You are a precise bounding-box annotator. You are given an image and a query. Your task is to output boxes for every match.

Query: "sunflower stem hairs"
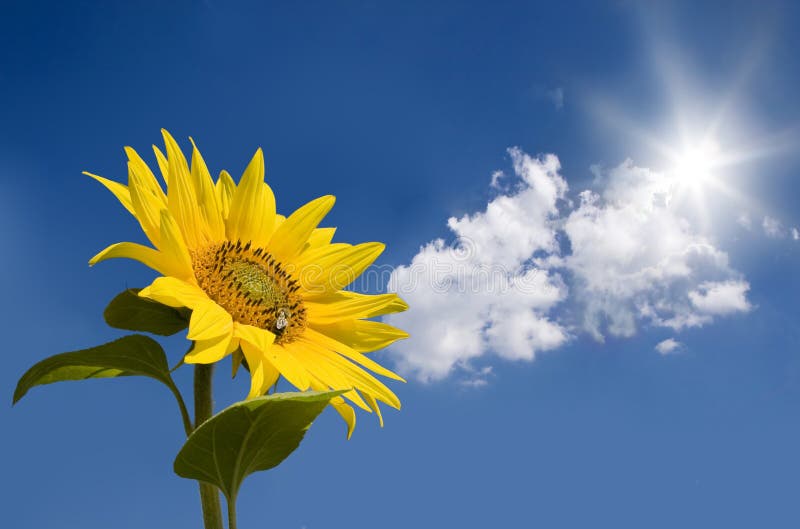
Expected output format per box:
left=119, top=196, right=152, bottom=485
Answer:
left=13, top=130, right=409, bottom=529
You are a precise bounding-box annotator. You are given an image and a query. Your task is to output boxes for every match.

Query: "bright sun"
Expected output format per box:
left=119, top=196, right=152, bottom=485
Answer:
left=671, top=140, right=721, bottom=190
left=583, top=19, right=793, bottom=232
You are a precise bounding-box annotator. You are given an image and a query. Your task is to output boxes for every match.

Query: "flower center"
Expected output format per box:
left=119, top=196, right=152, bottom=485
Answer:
left=191, top=240, right=306, bottom=344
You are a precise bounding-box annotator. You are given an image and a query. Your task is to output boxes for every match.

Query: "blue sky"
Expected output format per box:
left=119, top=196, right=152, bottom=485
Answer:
left=3, top=1, right=800, bottom=527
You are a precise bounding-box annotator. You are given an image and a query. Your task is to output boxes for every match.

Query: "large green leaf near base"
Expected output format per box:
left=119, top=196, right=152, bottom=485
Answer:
left=174, top=390, right=343, bottom=501
left=13, top=334, right=177, bottom=404
left=104, top=288, right=189, bottom=336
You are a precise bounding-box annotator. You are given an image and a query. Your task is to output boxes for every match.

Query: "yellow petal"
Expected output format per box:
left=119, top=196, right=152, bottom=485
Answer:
left=330, top=396, right=356, bottom=439
left=305, top=292, right=408, bottom=324
left=156, top=209, right=195, bottom=281
left=296, top=335, right=400, bottom=409
left=306, top=373, right=359, bottom=437
left=264, top=344, right=312, bottom=391
left=162, top=129, right=203, bottom=249
left=367, top=295, right=409, bottom=317
left=187, top=299, right=233, bottom=341
left=310, top=319, right=409, bottom=352
left=309, top=291, right=409, bottom=318
left=231, top=348, right=243, bottom=377
left=215, top=170, right=236, bottom=220
left=284, top=342, right=371, bottom=411
left=226, top=338, right=241, bottom=355
left=127, top=161, right=164, bottom=247
left=89, top=242, right=172, bottom=276
left=289, top=242, right=349, bottom=292
left=306, top=227, right=336, bottom=249
left=302, top=327, right=405, bottom=382
left=186, top=334, right=234, bottom=364
left=234, top=324, right=284, bottom=398
left=362, top=391, right=384, bottom=428
left=296, top=242, right=385, bottom=293
left=260, top=361, right=281, bottom=395
left=226, top=149, right=276, bottom=248
left=189, top=138, right=225, bottom=242
left=84, top=172, right=135, bottom=216
left=240, top=342, right=266, bottom=399
left=139, top=276, right=208, bottom=309
left=152, top=145, right=169, bottom=186
left=233, top=322, right=275, bottom=351
left=268, top=195, right=335, bottom=262
left=124, top=146, right=166, bottom=203
left=235, top=324, right=310, bottom=390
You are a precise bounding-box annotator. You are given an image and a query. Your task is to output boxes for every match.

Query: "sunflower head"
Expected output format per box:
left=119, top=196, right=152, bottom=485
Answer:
left=191, top=240, right=307, bottom=342
left=86, top=130, right=409, bottom=437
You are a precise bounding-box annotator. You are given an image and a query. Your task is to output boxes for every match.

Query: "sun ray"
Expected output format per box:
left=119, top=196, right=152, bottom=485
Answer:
left=583, top=17, right=800, bottom=236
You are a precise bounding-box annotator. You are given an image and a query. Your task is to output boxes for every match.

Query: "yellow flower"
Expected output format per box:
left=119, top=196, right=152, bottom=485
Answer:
left=85, top=130, right=408, bottom=437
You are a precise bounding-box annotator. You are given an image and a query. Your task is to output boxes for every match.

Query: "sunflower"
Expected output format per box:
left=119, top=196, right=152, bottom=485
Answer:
left=85, top=130, right=408, bottom=437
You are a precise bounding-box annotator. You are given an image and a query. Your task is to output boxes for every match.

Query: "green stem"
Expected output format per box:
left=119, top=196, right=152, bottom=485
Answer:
left=227, top=495, right=238, bottom=529
left=168, top=382, right=193, bottom=437
left=195, top=364, right=224, bottom=529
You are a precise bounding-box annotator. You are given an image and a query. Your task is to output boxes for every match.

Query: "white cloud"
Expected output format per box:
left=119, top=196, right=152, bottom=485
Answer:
left=562, top=160, right=746, bottom=339
left=655, top=338, right=682, bottom=355
left=446, top=149, right=567, bottom=269
left=489, top=170, right=504, bottom=188
left=762, top=216, right=784, bottom=238
left=459, top=366, right=494, bottom=388
left=385, top=149, right=569, bottom=381
left=386, top=149, right=752, bottom=382
left=743, top=213, right=796, bottom=240
left=688, top=280, right=751, bottom=315
left=737, top=212, right=752, bottom=230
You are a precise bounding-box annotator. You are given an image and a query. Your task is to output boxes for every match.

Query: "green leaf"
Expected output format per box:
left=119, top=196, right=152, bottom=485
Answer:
left=13, top=334, right=176, bottom=404
left=104, top=288, right=189, bottom=336
left=174, top=390, right=343, bottom=501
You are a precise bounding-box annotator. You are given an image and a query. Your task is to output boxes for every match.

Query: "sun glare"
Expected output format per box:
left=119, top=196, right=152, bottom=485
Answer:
left=582, top=19, right=794, bottom=232
left=662, top=136, right=735, bottom=227
left=671, top=140, right=720, bottom=190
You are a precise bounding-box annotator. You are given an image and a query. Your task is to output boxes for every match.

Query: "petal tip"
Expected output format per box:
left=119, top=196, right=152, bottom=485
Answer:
left=87, top=250, right=103, bottom=266
left=160, top=129, right=180, bottom=148
left=392, top=296, right=410, bottom=313
left=368, top=241, right=386, bottom=255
